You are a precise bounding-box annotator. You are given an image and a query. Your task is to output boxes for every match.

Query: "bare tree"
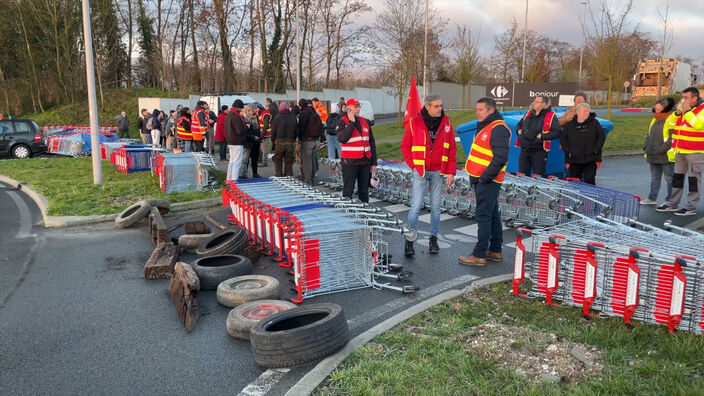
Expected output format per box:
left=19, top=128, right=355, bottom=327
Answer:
left=451, top=24, right=483, bottom=110
left=115, top=0, right=134, bottom=88
left=655, top=0, right=675, bottom=100
left=491, top=19, right=521, bottom=82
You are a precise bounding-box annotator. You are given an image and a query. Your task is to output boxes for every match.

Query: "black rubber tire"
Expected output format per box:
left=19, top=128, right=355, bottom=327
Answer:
left=216, top=275, right=280, bottom=307
left=226, top=300, right=297, bottom=340
left=191, top=255, right=253, bottom=290
left=11, top=144, right=31, bottom=159
left=196, top=227, right=248, bottom=257
left=250, top=303, right=349, bottom=368
left=144, top=199, right=171, bottom=214
left=115, top=201, right=152, bottom=228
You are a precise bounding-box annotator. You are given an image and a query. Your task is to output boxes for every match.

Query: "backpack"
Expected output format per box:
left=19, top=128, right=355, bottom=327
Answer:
left=146, top=117, right=154, bottom=130
left=306, top=112, right=323, bottom=138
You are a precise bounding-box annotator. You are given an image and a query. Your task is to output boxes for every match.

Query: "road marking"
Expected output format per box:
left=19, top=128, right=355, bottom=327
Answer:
left=505, top=237, right=532, bottom=249
left=384, top=204, right=409, bottom=213
left=7, top=190, right=33, bottom=239
left=368, top=197, right=381, bottom=203
left=454, top=223, right=509, bottom=236
left=417, top=213, right=454, bottom=223
left=347, top=274, right=479, bottom=330
left=237, top=368, right=290, bottom=396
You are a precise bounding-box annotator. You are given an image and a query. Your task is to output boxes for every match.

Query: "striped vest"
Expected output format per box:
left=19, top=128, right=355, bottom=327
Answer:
left=191, top=108, right=208, bottom=141
left=176, top=116, right=191, bottom=140
left=515, top=110, right=555, bottom=151
left=340, top=116, right=371, bottom=159
left=672, top=103, right=704, bottom=154
left=466, top=120, right=511, bottom=183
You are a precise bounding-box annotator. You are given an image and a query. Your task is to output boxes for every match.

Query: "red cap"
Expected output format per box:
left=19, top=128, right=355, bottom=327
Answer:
left=345, top=98, right=360, bottom=106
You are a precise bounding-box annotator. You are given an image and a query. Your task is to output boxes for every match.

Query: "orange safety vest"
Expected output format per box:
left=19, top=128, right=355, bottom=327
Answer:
left=259, top=109, right=272, bottom=137
left=191, top=108, right=208, bottom=141
left=314, top=103, right=329, bottom=124
left=339, top=116, right=372, bottom=159
left=176, top=116, right=192, bottom=140
left=672, top=103, right=704, bottom=154
left=465, top=120, right=511, bottom=183
left=407, top=115, right=454, bottom=177
left=515, top=110, right=555, bottom=151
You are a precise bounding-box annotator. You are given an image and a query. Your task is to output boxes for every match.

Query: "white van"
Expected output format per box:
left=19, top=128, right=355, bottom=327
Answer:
left=358, top=100, right=375, bottom=124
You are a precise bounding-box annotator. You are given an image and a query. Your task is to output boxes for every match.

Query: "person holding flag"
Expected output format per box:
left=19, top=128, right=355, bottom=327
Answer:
left=401, top=87, right=457, bottom=257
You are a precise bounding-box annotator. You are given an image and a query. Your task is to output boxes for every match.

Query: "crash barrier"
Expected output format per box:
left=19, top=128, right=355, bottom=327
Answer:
left=153, top=152, right=217, bottom=193
left=512, top=212, right=704, bottom=334
left=223, top=177, right=419, bottom=303
left=320, top=158, right=639, bottom=228
left=45, top=126, right=119, bottom=156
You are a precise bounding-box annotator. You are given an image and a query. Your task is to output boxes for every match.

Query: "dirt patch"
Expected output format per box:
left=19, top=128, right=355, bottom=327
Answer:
left=461, top=320, right=603, bottom=384
left=104, top=257, right=127, bottom=271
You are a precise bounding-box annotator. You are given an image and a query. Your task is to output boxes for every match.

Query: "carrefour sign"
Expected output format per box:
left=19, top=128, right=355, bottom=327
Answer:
left=486, top=83, right=577, bottom=107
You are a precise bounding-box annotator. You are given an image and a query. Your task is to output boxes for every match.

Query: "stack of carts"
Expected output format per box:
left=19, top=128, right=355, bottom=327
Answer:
left=512, top=212, right=704, bottom=334
left=45, top=126, right=119, bottom=156
left=320, top=158, right=640, bottom=228
left=153, top=152, right=216, bottom=193
left=223, top=177, right=418, bottom=303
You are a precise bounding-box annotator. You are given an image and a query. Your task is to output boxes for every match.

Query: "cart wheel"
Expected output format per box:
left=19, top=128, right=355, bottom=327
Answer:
left=388, top=262, right=403, bottom=272
left=398, top=270, right=413, bottom=281
left=402, top=286, right=420, bottom=294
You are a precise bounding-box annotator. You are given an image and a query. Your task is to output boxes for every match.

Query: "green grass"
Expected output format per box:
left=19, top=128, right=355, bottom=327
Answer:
left=603, top=114, right=651, bottom=152
left=318, top=282, right=704, bottom=395
left=21, top=87, right=187, bottom=139
left=0, top=156, right=224, bottom=216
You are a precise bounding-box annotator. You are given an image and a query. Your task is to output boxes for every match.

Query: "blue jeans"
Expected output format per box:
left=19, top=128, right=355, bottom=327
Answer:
left=327, top=134, right=342, bottom=159
left=408, top=170, right=445, bottom=237
left=472, top=181, right=503, bottom=258
left=649, top=163, right=674, bottom=202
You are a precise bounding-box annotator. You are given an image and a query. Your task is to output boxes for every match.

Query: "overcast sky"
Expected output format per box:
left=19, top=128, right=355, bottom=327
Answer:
left=365, top=0, right=704, bottom=62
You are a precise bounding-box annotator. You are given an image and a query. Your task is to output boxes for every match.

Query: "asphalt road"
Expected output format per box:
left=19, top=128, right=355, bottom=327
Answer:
left=0, top=154, right=701, bottom=395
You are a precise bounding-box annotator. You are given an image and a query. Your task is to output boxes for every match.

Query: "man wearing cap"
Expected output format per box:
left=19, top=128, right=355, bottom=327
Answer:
left=271, top=101, right=298, bottom=177
left=336, top=98, right=378, bottom=203
left=225, top=99, right=247, bottom=181
left=401, top=93, right=457, bottom=256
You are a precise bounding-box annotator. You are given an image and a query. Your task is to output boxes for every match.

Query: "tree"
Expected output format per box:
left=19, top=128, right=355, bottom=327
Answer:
left=490, top=19, right=521, bottom=83
left=655, top=0, right=675, bottom=100
left=451, top=24, right=483, bottom=110
left=136, top=0, right=157, bottom=86
left=115, top=0, right=134, bottom=88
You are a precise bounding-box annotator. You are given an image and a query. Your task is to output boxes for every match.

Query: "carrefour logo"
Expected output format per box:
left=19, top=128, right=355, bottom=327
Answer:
left=491, top=86, right=509, bottom=98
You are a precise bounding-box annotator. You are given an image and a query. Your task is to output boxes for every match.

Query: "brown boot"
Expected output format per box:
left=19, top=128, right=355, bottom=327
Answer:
left=486, top=251, right=503, bottom=262
left=458, top=254, right=487, bottom=267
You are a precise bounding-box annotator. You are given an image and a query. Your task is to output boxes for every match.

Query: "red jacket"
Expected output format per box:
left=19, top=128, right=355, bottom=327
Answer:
left=401, top=113, right=457, bottom=177
left=215, top=111, right=227, bottom=142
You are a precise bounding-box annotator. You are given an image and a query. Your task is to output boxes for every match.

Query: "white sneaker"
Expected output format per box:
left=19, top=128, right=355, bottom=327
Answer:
left=640, top=199, right=657, bottom=205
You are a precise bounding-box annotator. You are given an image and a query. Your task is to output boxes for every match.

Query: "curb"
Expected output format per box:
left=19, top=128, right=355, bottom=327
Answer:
left=284, top=273, right=513, bottom=396
left=0, top=174, right=222, bottom=228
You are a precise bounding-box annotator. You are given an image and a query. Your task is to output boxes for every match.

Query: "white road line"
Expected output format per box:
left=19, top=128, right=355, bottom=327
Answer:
left=237, top=368, right=290, bottom=396
left=453, top=223, right=509, bottom=237
left=417, top=213, right=454, bottom=223
left=505, top=237, right=532, bottom=249
left=384, top=204, right=409, bottom=213
left=347, top=274, right=479, bottom=330
left=368, top=197, right=381, bottom=203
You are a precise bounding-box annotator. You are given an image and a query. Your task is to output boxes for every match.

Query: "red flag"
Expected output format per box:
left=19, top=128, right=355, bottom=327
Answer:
left=403, top=76, right=422, bottom=129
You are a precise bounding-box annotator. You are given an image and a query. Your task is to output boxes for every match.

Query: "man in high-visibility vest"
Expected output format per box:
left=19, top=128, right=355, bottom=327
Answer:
left=657, top=87, right=704, bottom=216
left=312, top=97, right=329, bottom=124
left=176, top=107, right=193, bottom=152
left=258, top=104, right=272, bottom=166
left=336, top=98, right=377, bottom=203
left=515, top=94, right=561, bottom=177
left=401, top=93, right=457, bottom=256
left=191, top=101, right=210, bottom=152
left=458, top=97, right=511, bottom=267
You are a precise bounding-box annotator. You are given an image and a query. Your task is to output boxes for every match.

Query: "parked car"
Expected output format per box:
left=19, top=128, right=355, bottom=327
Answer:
left=0, top=119, right=47, bottom=159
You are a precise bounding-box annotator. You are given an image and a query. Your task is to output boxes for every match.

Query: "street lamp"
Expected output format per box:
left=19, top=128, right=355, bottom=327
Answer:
left=81, top=0, right=102, bottom=185
left=578, top=1, right=587, bottom=90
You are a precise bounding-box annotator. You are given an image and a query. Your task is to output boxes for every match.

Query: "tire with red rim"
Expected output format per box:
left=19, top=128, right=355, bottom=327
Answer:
left=226, top=300, right=297, bottom=340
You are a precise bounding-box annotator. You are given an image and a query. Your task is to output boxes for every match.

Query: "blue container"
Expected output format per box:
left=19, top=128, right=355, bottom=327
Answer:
left=455, top=108, right=614, bottom=176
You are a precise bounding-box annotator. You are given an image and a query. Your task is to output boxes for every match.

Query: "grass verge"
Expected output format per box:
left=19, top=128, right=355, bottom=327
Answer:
left=318, top=281, right=704, bottom=395
left=0, top=156, right=224, bottom=216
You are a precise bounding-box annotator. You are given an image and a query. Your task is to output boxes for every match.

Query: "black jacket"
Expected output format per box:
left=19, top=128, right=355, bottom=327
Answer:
left=560, top=112, right=606, bottom=164
left=643, top=115, right=674, bottom=164
left=268, top=103, right=279, bottom=118
left=336, top=116, right=377, bottom=167
left=471, top=111, right=511, bottom=184
left=138, top=116, right=149, bottom=134
left=271, top=110, right=298, bottom=142
left=225, top=109, right=246, bottom=145
left=326, top=112, right=339, bottom=135
left=298, top=107, right=324, bottom=141
left=516, top=107, right=562, bottom=152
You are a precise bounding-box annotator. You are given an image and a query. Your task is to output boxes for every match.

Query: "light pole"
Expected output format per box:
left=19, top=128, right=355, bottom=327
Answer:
left=520, top=0, right=528, bottom=83
left=422, top=0, right=429, bottom=99
left=81, top=0, right=102, bottom=185
left=578, top=1, right=587, bottom=90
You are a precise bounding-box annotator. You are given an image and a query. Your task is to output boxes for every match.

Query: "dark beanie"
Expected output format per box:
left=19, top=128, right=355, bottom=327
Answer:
left=299, top=98, right=309, bottom=108
left=232, top=99, right=244, bottom=109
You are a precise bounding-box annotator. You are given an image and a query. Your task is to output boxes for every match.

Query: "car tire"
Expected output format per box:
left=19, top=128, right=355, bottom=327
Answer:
left=115, top=201, right=152, bottom=228
left=226, top=300, right=297, bottom=340
left=216, top=275, right=279, bottom=307
left=250, top=303, right=349, bottom=368
left=191, top=255, right=253, bottom=290
left=12, top=144, right=31, bottom=159
left=196, top=227, right=248, bottom=257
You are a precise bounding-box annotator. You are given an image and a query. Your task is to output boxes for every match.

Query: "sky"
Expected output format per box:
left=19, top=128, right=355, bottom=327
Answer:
left=365, top=0, right=704, bottom=62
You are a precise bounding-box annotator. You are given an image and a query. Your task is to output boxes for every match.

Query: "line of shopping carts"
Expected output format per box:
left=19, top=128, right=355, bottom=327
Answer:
left=512, top=211, right=704, bottom=334
left=45, top=126, right=119, bottom=156
left=152, top=152, right=217, bottom=193
left=319, top=158, right=640, bottom=229
left=223, top=177, right=419, bottom=303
